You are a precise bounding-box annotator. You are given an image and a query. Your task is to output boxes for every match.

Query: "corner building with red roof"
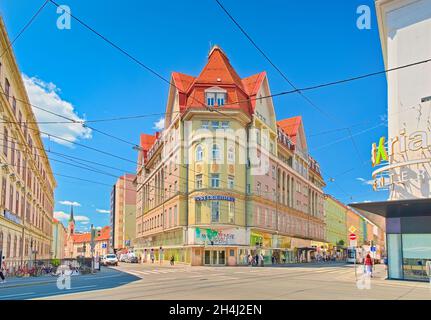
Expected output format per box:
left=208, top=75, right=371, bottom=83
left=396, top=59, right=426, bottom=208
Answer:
left=135, top=46, right=326, bottom=265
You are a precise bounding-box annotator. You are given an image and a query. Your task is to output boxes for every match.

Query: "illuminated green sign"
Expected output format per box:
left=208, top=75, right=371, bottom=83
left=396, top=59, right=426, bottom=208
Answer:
left=371, top=136, right=388, bottom=167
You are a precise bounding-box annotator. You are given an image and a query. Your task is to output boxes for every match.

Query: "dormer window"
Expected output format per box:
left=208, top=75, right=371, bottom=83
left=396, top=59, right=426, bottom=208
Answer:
left=205, top=87, right=227, bottom=107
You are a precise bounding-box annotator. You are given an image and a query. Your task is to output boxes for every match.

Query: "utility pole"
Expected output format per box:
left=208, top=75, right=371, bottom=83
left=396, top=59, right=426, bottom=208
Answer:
left=90, top=224, right=95, bottom=273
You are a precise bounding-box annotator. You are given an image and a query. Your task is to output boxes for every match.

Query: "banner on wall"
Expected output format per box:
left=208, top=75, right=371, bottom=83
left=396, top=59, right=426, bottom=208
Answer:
left=191, top=227, right=245, bottom=245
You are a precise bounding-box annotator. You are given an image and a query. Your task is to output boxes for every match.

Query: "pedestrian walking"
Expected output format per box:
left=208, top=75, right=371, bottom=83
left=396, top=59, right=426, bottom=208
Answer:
left=150, top=249, right=155, bottom=264
left=159, top=247, right=164, bottom=265
left=254, top=254, right=259, bottom=267
left=259, top=253, right=264, bottom=267
left=248, top=254, right=253, bottom=266
left=0, top=257, right=6, bottom=283
left=364, top=253, right=373, bottom=277
left=170, top=255, right=175, bottom=266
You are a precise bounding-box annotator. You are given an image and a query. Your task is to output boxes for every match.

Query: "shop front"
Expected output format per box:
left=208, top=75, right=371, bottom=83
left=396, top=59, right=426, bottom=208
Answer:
left=188, top=227, right=247, bottom=266
left=249, top=231, right=274, bottom=265
left=351, top=199, right=431, bottom=282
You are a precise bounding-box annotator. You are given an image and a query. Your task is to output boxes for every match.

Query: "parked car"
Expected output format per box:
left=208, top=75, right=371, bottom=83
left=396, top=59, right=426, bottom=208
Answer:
left=119, top=254, right=128, bottom=262
left=102, top=254, right=118, bottom=266
left=128, top=256, right=139, bottom=263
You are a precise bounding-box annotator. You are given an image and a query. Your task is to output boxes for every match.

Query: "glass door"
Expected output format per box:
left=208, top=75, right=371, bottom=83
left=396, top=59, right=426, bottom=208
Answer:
left=204, top=250, right=211, bottom=265
left=218, top=250, right=226, bottom=265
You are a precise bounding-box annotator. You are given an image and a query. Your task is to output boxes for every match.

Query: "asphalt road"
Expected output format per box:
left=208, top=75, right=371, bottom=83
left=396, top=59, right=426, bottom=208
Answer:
left=34, top=262, right=431, bottom=300
left=0, top=267, right=139, bottom=300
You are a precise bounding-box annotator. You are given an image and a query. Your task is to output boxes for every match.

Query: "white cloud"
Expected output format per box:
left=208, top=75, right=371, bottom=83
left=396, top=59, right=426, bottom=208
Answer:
left=356, top=177, right=374, bottom=186
left=53, top=211, right=89, bottom=222
left=54, top=211, right=69, bottom=220
left=59, top=200, right=81, bottom=207
left=153, top=117, right=165, bottom=130
left=22, top=74, right=92, bottom=147
left=96, top=209, right=110, bottom=214
left=74, top=215, right=90, bottom=222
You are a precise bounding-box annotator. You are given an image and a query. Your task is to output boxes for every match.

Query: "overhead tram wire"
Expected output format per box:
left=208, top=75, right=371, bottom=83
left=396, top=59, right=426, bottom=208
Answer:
left=0, top=0, right=50, bottom=59
left=214, top=0, right=367, bottom=165
left=1, top=0, right=384, bottom=204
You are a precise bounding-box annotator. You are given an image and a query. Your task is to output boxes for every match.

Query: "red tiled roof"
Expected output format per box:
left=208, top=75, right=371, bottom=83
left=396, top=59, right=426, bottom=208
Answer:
left=242, top=71, right=266, bottom=111
left=72, top=226, right=110, bottom=243
left=53, top=218, right=59, bottom=224
left=172, top=72, right=195, bottom=93
left=277, top=116, right=302, bottom=144
left=170, top=46, right=265, bottom=116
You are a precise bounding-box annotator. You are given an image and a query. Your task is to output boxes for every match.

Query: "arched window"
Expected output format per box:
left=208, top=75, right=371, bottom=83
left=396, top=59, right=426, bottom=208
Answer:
left=211, top=144, right=220, bottom=160
left=6, top=234, right=11, bottom=258
left=228, top=146, right=235, bottom=163
left=13, top=236, right=17, bottom=258
left=195, top=145, right=204, bottom=162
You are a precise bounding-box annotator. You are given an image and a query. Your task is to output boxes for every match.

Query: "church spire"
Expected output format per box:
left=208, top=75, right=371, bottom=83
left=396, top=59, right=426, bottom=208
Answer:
left=69, top=205, right=75, bottom=223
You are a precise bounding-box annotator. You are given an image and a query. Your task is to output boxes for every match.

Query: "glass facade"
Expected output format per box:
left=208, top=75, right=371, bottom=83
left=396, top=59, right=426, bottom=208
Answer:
left=387, top=233, right=431, bottom=281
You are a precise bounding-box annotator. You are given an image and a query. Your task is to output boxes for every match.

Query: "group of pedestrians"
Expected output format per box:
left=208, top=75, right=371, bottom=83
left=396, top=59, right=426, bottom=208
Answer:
left=248, top=253, right=265, bottom=267
left=140, top=248, right=175, bottom=266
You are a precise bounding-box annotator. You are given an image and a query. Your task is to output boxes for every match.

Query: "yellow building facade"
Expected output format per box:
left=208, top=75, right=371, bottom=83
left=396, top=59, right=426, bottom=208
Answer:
left=0, top=18, right=56, bottom=269
left=135, top=46, right=326, bottom=265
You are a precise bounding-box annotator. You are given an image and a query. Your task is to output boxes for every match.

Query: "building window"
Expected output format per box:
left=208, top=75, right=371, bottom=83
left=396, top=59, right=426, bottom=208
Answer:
left=206, top=92, right=215, bottom=106
left=227, top=146, right=235, bottom=163
left=174, top=206, right=178, bottom=226
left=196, top=145, right=203, bottom=162
left=12, top=96, right=16, bottom=114
left=228, top=176, right=234, bottom=189
left=257, top=182, right=261, bottom=195
left=1, top=178, right=6, bottom=207
left=9, top=185, right=13, bottom=211
left=217, top=93, right=226, bottom=106
left=5, top=78, right=10, bottom=99
left=211, top=121, right=220, bottom=129
left=211, top=201, right=220, bottom=223
left=3, top=128, right=8, bottom=157
left=206, top=92, right=226, bottom=107
left=211, top=174, right=220, bottom=188
left=201, top=120, right=209, bottom=129
left=228, top=202, right=235, bottom=223
left=196, top=174, right=203, bottom=189
left=195, top=202, right=201, bottom=224
left=221, top=121, right=229, bottom=129
left=211, top=144, right=220, bottom=160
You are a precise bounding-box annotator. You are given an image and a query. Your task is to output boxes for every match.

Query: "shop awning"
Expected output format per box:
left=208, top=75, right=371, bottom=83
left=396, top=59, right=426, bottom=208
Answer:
left=350, top=198, right=431, bottom=218
left=349, top=198, right=431, bottom=231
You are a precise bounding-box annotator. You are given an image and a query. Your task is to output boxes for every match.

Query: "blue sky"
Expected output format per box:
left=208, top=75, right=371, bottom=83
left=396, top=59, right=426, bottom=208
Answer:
left=1, top=0, right=388, bottom=231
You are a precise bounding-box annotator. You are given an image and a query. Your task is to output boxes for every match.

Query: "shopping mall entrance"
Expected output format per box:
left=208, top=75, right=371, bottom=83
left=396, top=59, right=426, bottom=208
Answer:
left=204, top=249, right=226, bottom=265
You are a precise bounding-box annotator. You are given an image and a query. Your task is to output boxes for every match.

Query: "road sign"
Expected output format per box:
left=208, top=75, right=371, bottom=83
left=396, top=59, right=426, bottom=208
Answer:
left=349, top=233, right=357, bottom=241
left=370, top=246, right=376, bottom=252
left=349, top=226, right=357, bottom=234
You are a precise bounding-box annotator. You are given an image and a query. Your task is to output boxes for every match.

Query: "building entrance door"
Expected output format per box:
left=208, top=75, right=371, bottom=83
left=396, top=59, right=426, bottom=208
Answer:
left=204, top=250, right=226, bottom=265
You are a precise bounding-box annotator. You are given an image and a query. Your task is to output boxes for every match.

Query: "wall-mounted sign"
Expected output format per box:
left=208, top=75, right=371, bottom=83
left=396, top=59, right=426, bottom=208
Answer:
left=3, top=210, right=22, bottom=225
left=194, top=228, right=236, bottom=245
left=194, top=195, right=235, bottom=202
left=370, top=131, right=431, bottom=190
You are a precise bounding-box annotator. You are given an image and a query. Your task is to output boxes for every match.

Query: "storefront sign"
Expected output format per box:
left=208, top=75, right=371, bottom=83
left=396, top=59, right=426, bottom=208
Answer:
left=371, top=131, right=431, bottom=190
left=194, top=228, right=236, bottom=245
left=194, top=195, right=235, bottom=202
left=250, top=232, right=272, bottom=248
left=3, top=210, right=21, bottom=225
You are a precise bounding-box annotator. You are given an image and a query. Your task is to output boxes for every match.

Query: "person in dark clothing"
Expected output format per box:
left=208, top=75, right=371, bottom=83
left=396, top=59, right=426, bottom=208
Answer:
left=0, top=257, right=6, bottom=283
left=170, top=255, right=175, bottom=266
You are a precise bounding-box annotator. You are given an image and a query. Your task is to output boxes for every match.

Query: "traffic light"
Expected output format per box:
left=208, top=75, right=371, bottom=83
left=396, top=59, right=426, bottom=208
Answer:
left=97, top=229, right=101, bottom=238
